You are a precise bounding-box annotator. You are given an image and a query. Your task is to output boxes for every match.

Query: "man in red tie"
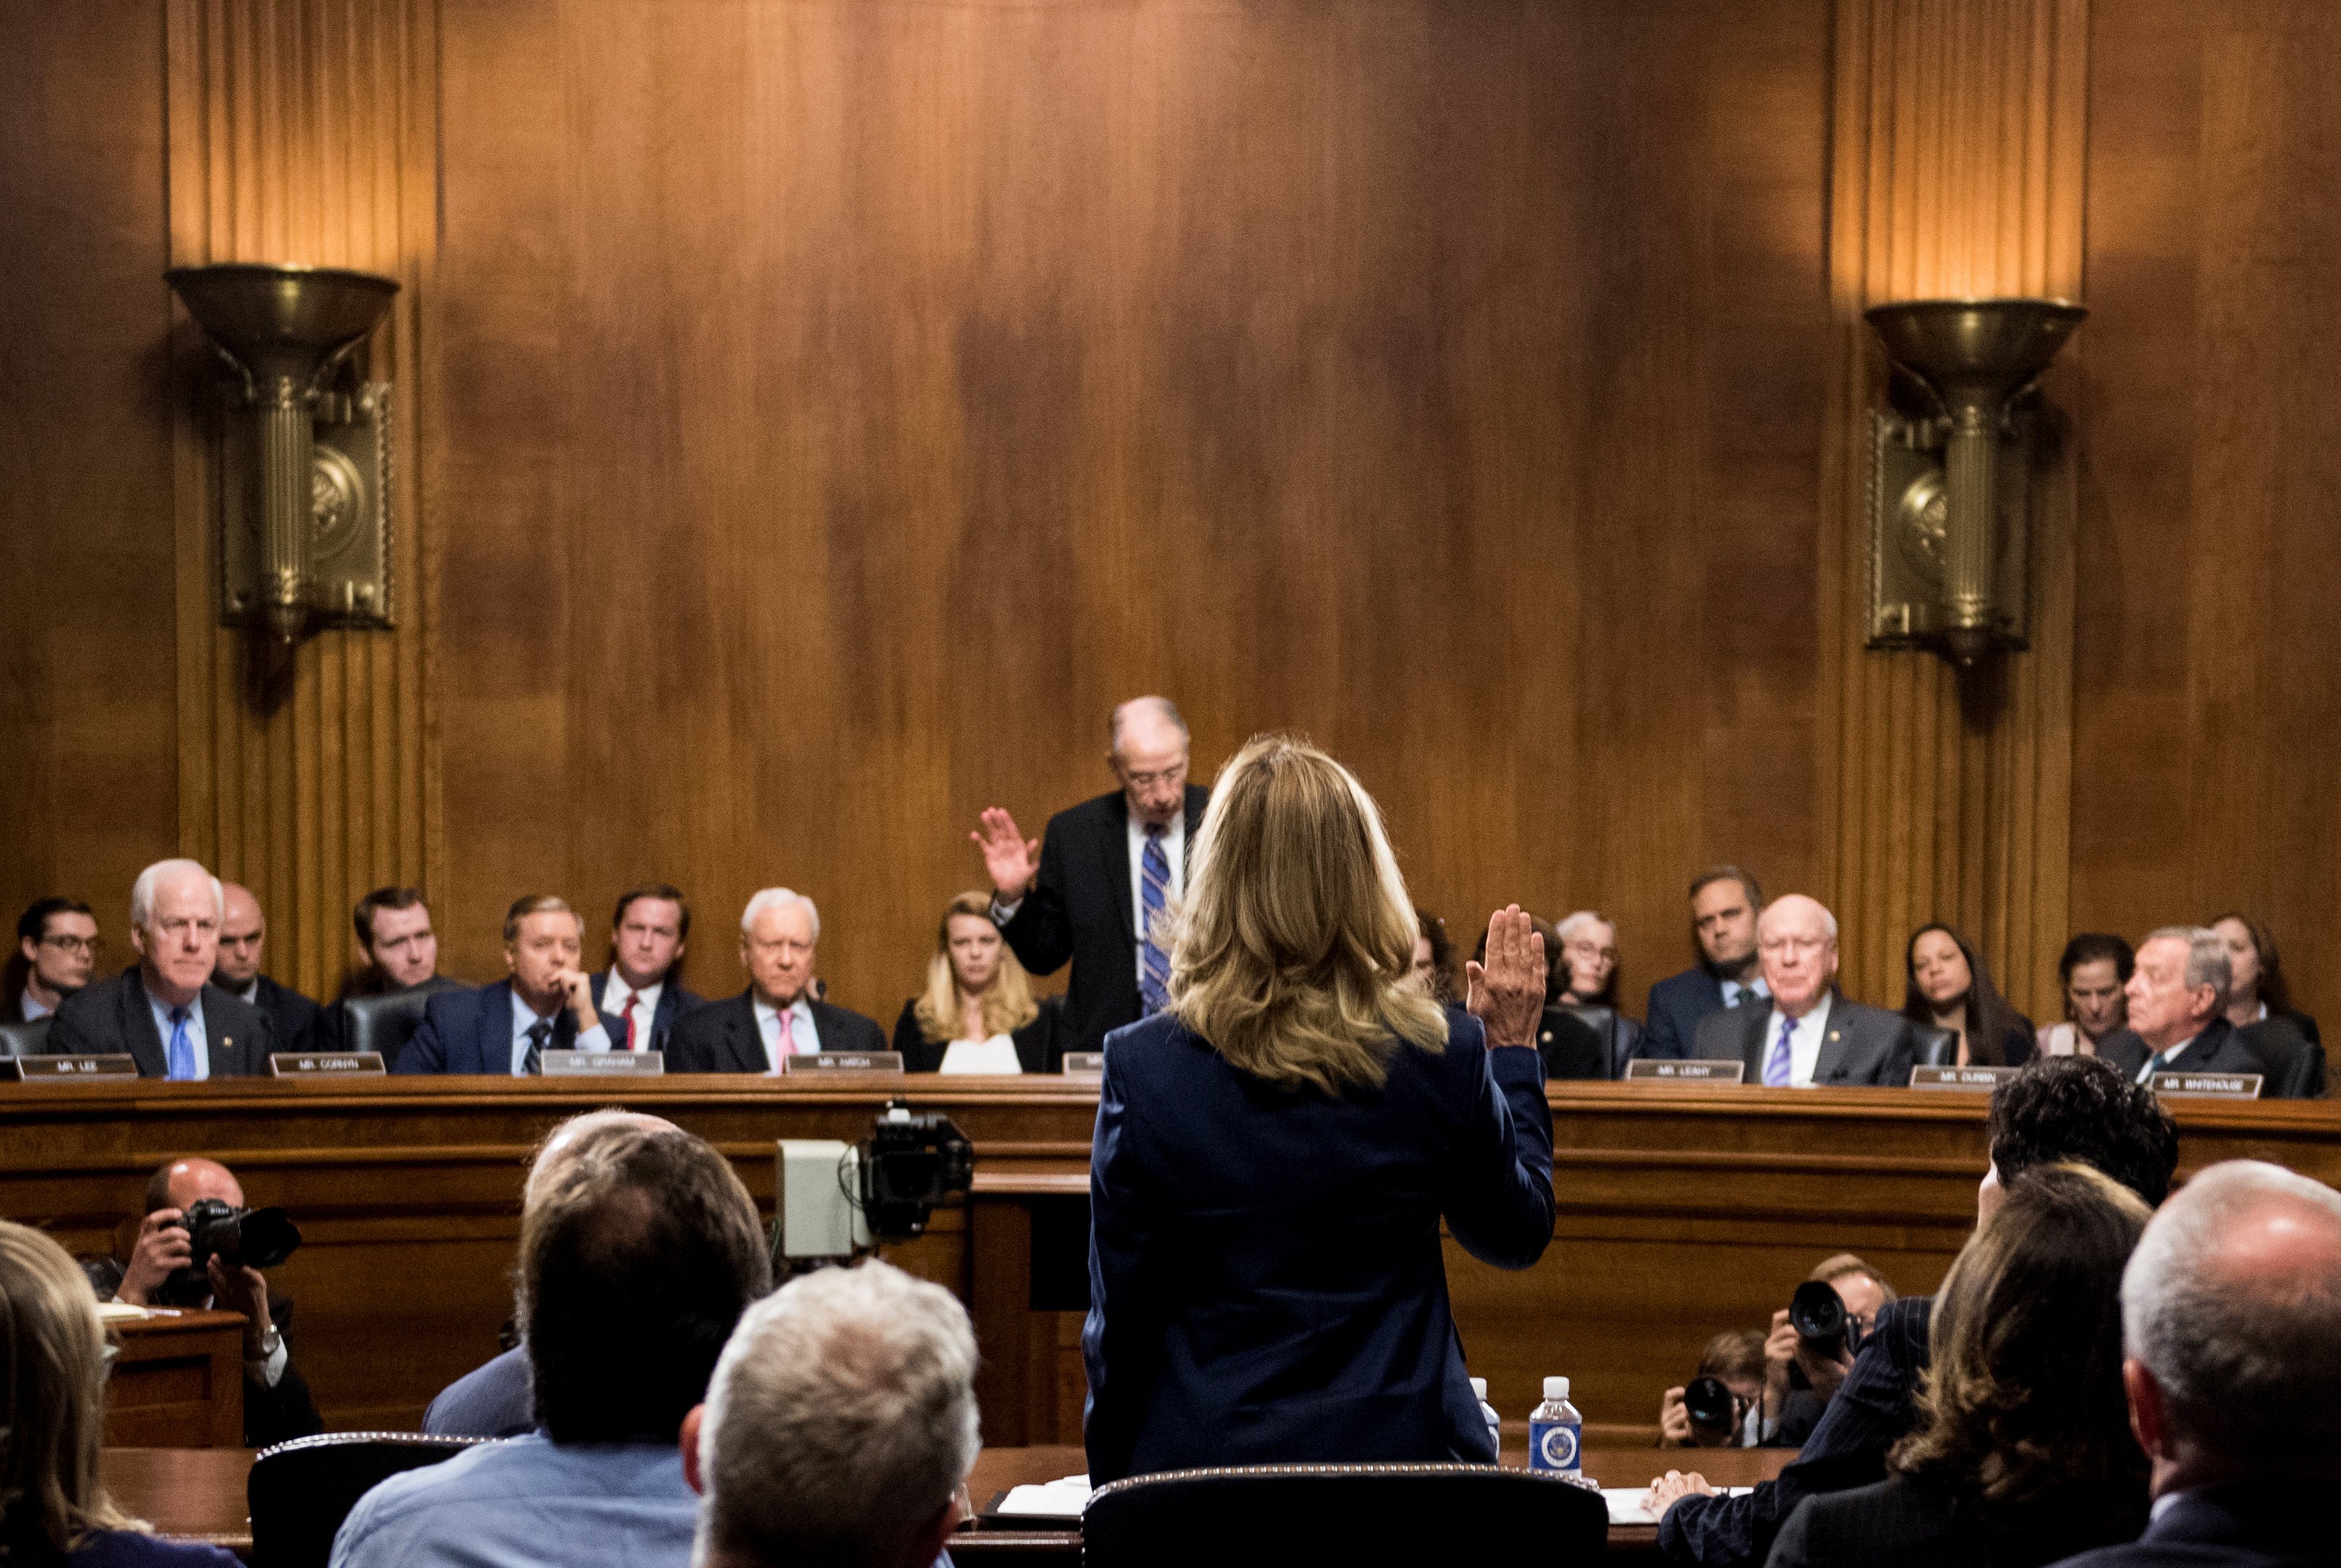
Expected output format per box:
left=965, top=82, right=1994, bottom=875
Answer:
left=591, top=883, right=704, bottom=1053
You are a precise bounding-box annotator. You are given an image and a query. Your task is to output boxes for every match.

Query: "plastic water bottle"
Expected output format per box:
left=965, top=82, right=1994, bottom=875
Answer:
left=1528, top=1375, right=1582, bottom=1474
left=1471, top=1376, right=1501, bottom=1460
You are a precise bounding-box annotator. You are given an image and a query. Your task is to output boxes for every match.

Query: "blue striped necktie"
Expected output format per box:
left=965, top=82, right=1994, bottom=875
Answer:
left=165, top=1006, right=197, bottom=1081
left=1764, top=1015, right=1794, bottom=1087
left=1140, top=825, right=1172, bottom=1015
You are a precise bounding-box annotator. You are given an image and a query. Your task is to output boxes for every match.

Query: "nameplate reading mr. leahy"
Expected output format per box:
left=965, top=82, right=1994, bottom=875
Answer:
left=269, top=1052, right=386, bottom=1077
left=2150, top=1071, right=2263, bottom=1100
left=1623, top=1059, right=1747, bottom=1085
left=539, top=1050, right=667, bottom=1077
left=1059, top=1051, right=1106, bottom=1076
left=0, top=1055, right=141, bottom=1082
left=1909, top=1065, right=2022, bottom=1092
left=786, top=1052, right=905, bottom=1074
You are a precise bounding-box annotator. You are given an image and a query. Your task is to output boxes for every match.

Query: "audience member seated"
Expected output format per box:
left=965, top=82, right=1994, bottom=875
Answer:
left=592, top=883, right=703, bottom=1053
left=2046, top=1159, right=2341, bottom=1568
left=1652, top=1054, right=2180, bottom=1567
left=317, top=886, right=457, bottom=1051
left=666, top=889, right=886, bottom=1071
left=2038, top=934, right=2133, bottom=1058
left=84, top=1157, right=323, bottom=1447
left=1768, top=1164, right=2153, bottom=1568
left=1643, top=867, right=1769, bottom=1061
left=330, top=1122, right=772, bottom=1568
left=423, top=1109, right=679, bottom=1439
left=1084, top=737, right=1555, bottom=1482
left=213, top=883, right=321, bottom=1055
left=48, top=859, right=272, bottom=1077
left=894, top=891, right=1053, bottom=1073
left=395, top=895, right=623, bottom=1075
left=10, top=895, right=98, bottom=1022
left=2208, top=911, right=2320, bottom=1045
left=2097, top=927, right=2264, bottom=1087
left=1556, top=909, right=1642, bottom=1064
left=1901, top=922, right=2034, bottom=1066
left=1662, top=1330, right=1769, bottom=1448
left=682, top=1261, right=979, bottom=1568
left=1410, top=907, right=1456, bottom=1004
left=0, top=1221, right=245, bottom=1568
left=1694, top=895, right=1917, bottom=1087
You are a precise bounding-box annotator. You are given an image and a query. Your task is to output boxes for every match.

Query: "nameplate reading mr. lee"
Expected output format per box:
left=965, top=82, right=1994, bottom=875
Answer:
left=269, top=1052, right=387, bottom=1077
left=1624, top=1059, right=1747, bottom=1084
left=0, top=1055, right=140, bottom=1082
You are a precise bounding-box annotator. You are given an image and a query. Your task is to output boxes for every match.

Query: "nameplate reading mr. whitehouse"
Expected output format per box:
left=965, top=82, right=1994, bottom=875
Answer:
left=539, top=1050, right=667, bottom=1077
left=1624, top=1059, right=1747, bottom=1085
left=1909, top=1065, right=2022, bottom=1092
left=269, top=1052, right=387, bottom=1077
left=1059, top=1051, right=1106, bottom=1076
left=786, top=1052, right=904, bottom=1074
left=2150, top=1071, right=2263, bottom=1100
left=0, top=1055, right=140, bottom=1082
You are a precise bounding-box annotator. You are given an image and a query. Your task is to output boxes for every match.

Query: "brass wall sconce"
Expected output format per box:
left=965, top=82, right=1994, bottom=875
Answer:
left=166, top=263, right=401, bottom=645
left=1863, top=298, right=2085, bottom=666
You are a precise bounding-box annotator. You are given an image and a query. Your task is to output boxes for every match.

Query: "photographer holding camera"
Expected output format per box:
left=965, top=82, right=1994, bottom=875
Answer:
left=1660, top=1255, right=1892, bottom=1449
left=88, top=1157, right=322, bottom=1447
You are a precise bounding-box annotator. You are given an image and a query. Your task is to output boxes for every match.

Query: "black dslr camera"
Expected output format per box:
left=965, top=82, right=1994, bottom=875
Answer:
left=1789, top=1278, right=1866, bottom=1360
left=161, top=1199, right=301, bottom=1302
left=858, top=1102, right=975, bottom=1241
left=1682, top=1374, right=1740, bottom=1445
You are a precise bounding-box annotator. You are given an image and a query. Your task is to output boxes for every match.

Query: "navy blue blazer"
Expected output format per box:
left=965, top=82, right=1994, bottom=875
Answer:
left=1083, top=1005, right=1556, bottom=1484
left=2047, top=1484, right=2324, bottom=1568
left=391, top=981, right=625, bottom=1074
left=588, top=971, right=704, bottom=1053
left=1641, top=966, right=1761, bottom=1061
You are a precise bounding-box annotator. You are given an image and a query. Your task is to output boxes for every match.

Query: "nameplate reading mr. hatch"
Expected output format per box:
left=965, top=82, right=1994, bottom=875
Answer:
left=539, top=1050, right=667, bottom=1077
left=1909, top=1065, right=2022, bottom=1092
left=269, top=1052, right=386, bottom=1077
left=2150, top=1071, right=2263, bottom=1100
left=786, top=1052, right=904, bottom=1074
left=0, top=1055, right=140, bottom=1082
left=1059, top=1051, right=1106, bottom=1076
left=1623, top=1059, right=1747, bottom=1084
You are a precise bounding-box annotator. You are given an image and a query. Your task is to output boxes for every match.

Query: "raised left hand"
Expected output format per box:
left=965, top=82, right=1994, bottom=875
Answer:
left=207, top=1257, right=273, bottom=1359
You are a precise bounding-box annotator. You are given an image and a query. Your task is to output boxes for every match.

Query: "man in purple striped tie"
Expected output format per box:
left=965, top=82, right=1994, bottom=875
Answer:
left=1689, top=894, right=1921, bottom=1088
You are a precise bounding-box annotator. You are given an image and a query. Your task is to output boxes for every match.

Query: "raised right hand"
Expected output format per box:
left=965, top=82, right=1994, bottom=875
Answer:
left=1466, top=905, right=1547, bottom=1049
left=1659, top=1385, right=1693, bottom=1446
left=971, top=808, right=1040, bottom=898
left=118, top=1208, right=192, bottom=1306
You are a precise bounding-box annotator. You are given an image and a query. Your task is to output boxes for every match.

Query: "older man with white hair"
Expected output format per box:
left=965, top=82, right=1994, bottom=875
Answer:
left=2098, top=927, right=2265, bottom=1085
left=666, top=889, right=886, bottom=1071
left=1692, top=894, right=1917, bottom=1087
left=683, top=1259, right=978, bottom=1568
left=47, top=858, right=272, bottom=1077
left=2046, top=1159, right=2341, bottom=1568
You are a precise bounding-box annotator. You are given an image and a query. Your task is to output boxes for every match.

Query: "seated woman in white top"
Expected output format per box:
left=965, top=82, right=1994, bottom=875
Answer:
left=893, top=891, right=1056, bottom=1073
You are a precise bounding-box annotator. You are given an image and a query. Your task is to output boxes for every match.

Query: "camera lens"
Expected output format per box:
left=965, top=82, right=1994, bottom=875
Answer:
left=1683, top=1374, right=1736, bottom=1437
left=1789, top=1278, right=1852, bottom=1355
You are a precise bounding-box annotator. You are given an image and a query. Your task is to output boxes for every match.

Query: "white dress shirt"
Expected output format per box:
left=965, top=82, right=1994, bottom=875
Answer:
left=600, top=971, right=665, bottom=1050
left=938, top=1034, right=1023, bottom=1074
left=508, top=995, right=610, bottom=1075
left=1760, top=993, right=1834, bottom=1088
left=752, top=995, right=818, bottom=1074
left=2137, top=1031, right=2205, bottom=1083
left=1128, top=812, right=1185, bottom=984
left=145, top=986, right=211, bottom=1079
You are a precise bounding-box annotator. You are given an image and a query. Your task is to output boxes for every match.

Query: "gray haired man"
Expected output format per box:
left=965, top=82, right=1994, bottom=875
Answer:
left=2099, top=927, right=2263, bottom=1083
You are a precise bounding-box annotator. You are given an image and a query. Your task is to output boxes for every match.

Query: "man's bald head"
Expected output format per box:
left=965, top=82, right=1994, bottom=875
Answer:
left=1108, top=696, right=1190, bottom=828
left=1754, top=894, right=1841, bottom=1018
left=145, top=1156, right=243, bottom=1214
left=524, top=1109, right=677, bottom=1208
left=216, top=883, right=266, bottom=988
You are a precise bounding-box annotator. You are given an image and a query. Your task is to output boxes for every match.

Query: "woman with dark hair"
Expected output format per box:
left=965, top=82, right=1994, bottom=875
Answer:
left=1410, top=908, right=1455, bottom=1005
left=2209, top=912, right=2321, bottom=1046
left=1903, top=924, right=2034, bottom=1067
left=2037, top=934, right=2133, bottom=1058
left=1767, top=1163, right=2153, bottom=1568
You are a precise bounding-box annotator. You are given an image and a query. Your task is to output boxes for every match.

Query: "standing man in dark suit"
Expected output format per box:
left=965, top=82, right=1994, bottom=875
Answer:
left=1641, top=867, right=1769, bottom=1061
left=394, top=895, right=623, bottom=1074
left=2096, top=927, right=2267, bottom=1085
left=1694, top=894, right=1917, bottom=1087
left=972, top=695, right=1211, bottom=1058
left=213, top=883, right=322, bottom=1055
left=47, top=859, right=273, bottom=1077
left=591, top=883, right=703, bottom=1053
left=664, top=889, right=888, bottom=1071
left=2046, top=1160, right=2341, bottom=1568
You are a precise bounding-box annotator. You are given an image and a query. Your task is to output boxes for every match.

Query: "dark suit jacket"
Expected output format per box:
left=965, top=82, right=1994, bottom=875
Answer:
left=314, top=972, right=464, bottom=1054
left=663, top=989, right=888, bottom=1071
left=1643, top=967, right=1761, bottom=1061
left=239, top=973, right=322, bottom=1056
left=46, top=969, right=273, bottom=1077
left=589, top=971, right=705, bottom=1053
left=1000, top=785, right=1212, bottom=1058
left=2046, top=1485, right=2325, bottom=1568
left=1083, top=1006, right=1555, bottom=1485
left=390, top=981, right=624, bottom=1075
left=422, top=1344, right=534, bottom=1438
left=1695, top=994, right=1918, bottom=1086
left=2235, top=1015, right=2327, bottom=1100
left=891, top=997, right=1057, bottom=1074
left=2096, top=1018, right=2264, bottom=1084
left=1537, top=1005, right=1611, bottom=1079
left=1772, top=1474, right=2146, bottom=1568
left=1662, top=1296, right=1934, bottom=1567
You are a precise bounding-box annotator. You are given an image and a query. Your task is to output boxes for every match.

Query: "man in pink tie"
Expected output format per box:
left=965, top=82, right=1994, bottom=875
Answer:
left=591, top=883, right=704, bottom=1053
left=663, top=889, right=888, bottom=1073
left=1690, top=894, right=1919, bottom=1087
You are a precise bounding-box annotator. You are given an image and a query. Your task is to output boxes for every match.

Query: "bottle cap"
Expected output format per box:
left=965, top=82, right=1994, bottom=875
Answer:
left=1471, top=1377, right=1488, bottom=1400
left=1544, top=1375, right=1570, bottom=1400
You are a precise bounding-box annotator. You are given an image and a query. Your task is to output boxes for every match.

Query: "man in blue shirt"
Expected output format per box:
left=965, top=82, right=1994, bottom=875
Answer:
left=331, top=1122, right=771, bottom=1568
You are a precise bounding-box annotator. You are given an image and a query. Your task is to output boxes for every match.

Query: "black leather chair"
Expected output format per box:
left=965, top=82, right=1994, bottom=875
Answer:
left=1558, top=1003, right=1630, bottom=1078
left=1084, top=1463, right=1606, bottom=1568
left=0, top=1018, right=52, bottom=1057
left=249, top=1432, right=488, bottom=1568
left=339, top=989, right=439, bottom=1069
left=2241, top=1016, right=2329, bottom=1099
left=1911, top=1024, right=1958, bottom=1068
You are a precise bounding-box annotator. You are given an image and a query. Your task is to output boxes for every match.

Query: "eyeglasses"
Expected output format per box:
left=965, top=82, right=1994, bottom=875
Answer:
left=40, top=934, right=104, bottom=957
left=1758, top=935, right=1831, bottom=958
left=1119, top=764, right=1188, bottom=789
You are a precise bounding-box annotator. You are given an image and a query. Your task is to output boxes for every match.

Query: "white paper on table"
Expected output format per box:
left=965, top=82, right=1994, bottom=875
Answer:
left=1602, top=1486, right=1754, bottom=1525
left=994, top=1477, right=1092, bottom=1520
left=95, top=1300, right=150, bottom=1323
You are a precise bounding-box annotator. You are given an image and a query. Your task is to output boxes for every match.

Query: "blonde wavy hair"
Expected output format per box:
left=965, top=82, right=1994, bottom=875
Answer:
left=0, top=1221, right=136, bottom=1551
left=1167, top=735, right=1447, bottom=1093
left=912, top=891, right=1039, bottom=1044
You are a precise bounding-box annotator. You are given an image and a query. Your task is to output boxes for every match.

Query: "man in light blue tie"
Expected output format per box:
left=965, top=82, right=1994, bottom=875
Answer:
left=46, top=858, right=273, bottom=1077
left=1691, top=894, right=1919, bottom=1088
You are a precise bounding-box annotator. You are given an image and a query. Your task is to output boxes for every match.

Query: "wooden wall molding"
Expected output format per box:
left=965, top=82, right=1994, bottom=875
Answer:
left=163, top=0, right=442, bottom=999
left=1819, top=0, right=2090, bottom=1018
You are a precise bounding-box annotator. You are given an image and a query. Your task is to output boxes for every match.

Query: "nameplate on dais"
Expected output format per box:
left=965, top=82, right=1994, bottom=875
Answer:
left=2150, top=1071, right=2263, bottom=1099
left=1909, top=1065, right=2020, bottom=1091
left=269, top=1051, right=386, bottom=1077
left=1059, top=1051, right=1106, bottom=1077
left=540, top=1050, right=666, bottom=1077
left=786, top=1052, right=904, bottom=1074
left=1624, top=1059, right=1746, bottom=1084
left=0, top=1055, right=140, bottom=1082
